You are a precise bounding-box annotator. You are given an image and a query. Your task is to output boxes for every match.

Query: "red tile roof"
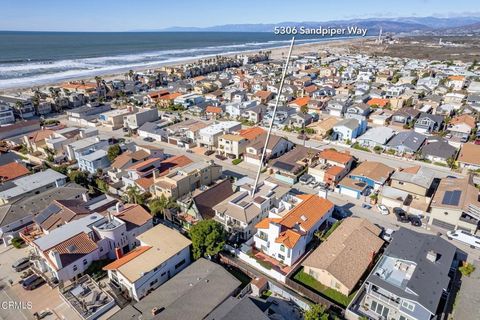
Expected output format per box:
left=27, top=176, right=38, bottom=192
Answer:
left=158, top=155, right=193, bottom=176
left=291, top=96, right=310, bottom=107
left=103, top=246, right=152, bottom=270
left=0, top=162, right=30, bottom=182
left=319, top=149, right=353, bottom=165
left=367, top=98, right=389, bottom=107
left=239, top=127, right=265, bottom=141
left=279, top=194, right=333, bottom=231
left=205, top=106, right=222, bottom=114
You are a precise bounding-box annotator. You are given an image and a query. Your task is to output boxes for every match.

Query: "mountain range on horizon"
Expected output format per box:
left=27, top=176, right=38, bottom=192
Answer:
left=144, top=16, right=480, bottom=34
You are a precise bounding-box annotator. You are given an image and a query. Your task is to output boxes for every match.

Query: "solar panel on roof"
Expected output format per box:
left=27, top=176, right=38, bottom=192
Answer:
left=442, top=190, right=461, bottom=206
left=273, top=162, right=294, bottom=172
left=34, top=204, right=61, bottom=224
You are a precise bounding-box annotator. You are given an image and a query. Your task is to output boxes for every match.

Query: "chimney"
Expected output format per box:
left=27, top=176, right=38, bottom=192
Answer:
left=81, top=193, right=89, bottom=203
left=115, top=202, right=124, bottom=213
left=49, top=249, right=63, bottom=269
left=115, top=247, right=123, bottom=260
left=426, top=250, right=440, bottom=263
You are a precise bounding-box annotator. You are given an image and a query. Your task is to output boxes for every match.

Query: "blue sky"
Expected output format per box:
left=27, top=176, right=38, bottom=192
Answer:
left=1, top=0, right=479, bottom=31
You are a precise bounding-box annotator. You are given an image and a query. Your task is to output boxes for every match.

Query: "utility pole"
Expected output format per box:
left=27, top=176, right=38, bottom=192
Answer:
left=252, top=37, right=296, bottom=198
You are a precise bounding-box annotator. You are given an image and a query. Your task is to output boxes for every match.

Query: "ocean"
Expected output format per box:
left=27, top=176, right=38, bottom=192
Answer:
left=0, top=32, right=335, bottom=90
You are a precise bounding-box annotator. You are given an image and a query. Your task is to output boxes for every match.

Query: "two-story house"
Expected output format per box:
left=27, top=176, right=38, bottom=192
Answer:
left=348, top=228, right=457, bottom=320
left=213, top=178, right=290, bottom=241
left=254, top=194, right=334, bottom=266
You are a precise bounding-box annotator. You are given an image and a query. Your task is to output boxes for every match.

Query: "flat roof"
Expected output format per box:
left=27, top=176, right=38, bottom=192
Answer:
left=112, top=224, right=191, bottom=283
left=34, top=213, right=104, bottom=251
left=109, top=258, right=241, bottom=320
left=0, top=169, right=66, bottom=201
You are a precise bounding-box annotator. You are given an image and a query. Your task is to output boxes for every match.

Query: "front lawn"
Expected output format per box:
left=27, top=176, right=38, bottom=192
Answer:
left=293, top=268, right=355, bottom=307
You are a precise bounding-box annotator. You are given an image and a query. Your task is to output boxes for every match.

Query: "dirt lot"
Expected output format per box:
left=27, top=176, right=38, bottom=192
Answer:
left=349, top=36, right=480, bottom=62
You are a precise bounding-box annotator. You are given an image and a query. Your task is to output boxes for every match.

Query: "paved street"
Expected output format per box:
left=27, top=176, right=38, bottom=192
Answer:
left=92, top=124, right=480, bottom=263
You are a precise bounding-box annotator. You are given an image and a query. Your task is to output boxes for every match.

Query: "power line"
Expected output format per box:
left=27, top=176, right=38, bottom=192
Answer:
left=251, top=37, right=295, bottom=198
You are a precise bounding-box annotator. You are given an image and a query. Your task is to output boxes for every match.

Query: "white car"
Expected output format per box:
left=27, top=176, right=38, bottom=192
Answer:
left=447, top=230, right=480, bottom=249
left=382, top=228, right=394, bottom=242
left=376, top=204, right=389, bottom=215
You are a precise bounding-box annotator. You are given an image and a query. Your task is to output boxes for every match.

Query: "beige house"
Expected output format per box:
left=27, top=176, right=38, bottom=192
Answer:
left=302, top=217, right=384, bottom=296
left=218, top=134, right=249, bottom=159
left=429, top=175, right=480, bottom=234
left=381, top=165, right=436, bottom=214
left=306, top=117, right=338, bottom=140
left=152, top=160, right=222, bottom=200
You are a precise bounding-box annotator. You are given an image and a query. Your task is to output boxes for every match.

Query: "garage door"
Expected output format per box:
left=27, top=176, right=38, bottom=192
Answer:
left=381, top=197, right=402, bottom=209
left=431, top=218, right=455, bottom=231
left=340, top=187, right=360, bottom=199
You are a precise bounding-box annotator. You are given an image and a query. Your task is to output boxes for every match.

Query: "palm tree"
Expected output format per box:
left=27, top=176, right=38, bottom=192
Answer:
left=124, top=185, right=143, bottom=204
left=148, top=194, right=176, bottom=218
left=15, top=101, right=24, bottom=119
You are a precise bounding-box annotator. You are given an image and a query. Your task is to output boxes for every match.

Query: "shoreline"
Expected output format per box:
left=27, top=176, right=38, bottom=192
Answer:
left=0, top=37, right=368, bottom=94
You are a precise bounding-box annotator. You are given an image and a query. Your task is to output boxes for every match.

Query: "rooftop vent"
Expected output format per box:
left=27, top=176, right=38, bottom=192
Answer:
left=426, top=250, right=441, bottom=263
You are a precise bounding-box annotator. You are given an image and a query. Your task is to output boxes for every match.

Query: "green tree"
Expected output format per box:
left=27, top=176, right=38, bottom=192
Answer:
left=189, top=220, right=226, bottom=260
left=68, top=170, right=89, bottom=187
left=96, top=178, right=109, bottom=194
left=300, top=105, right=309, bottom=114
left=304, top=304, right=328, bottom=320
left=107, top=144, right=122, bottom=162
left=148, top=194, right=177, bottom=218
left=124, top=185, right=144, bottom=204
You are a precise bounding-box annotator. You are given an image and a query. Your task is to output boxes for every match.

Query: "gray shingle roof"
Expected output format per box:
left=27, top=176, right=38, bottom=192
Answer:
left=109, top=258, right=241, bottom=320
left=367, top=228, right=456, bottom=314
left=387, top=131, right=426, bottom=152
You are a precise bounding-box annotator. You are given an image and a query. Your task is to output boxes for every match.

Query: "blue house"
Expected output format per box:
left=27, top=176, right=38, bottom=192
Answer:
left=348, top=161, right=394, bottom=190
left=78, top=149, right=110, bottom=174
left=332, top=118, right=367, bottom=141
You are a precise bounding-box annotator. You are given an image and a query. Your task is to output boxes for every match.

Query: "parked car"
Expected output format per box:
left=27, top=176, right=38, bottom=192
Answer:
left=362, top=203, right=372, bottom=209
left=186, top=149, right=193, bottom=153
left=382, top=228, right=395, bottom=242
left=204, top=150, right=215, bottom=156
left=12, top=257, right=31, bottom=272
left=393, top=207, right=409, bottom=223
left=308, top=179, right=318, bottom=187
left=299, top=174, right=314, bottom=185
left=376, top=204, right=389, bottom=215
left=297, top=134, right=310, bottom=141
left=143, top=137, right=155, bottom=142
left=311, top=181, right=321, bottom=188
left=447, top=230, right=480, bottom=249
left=408, top=215, right=422, bottom=227
left=22, top=274, right=45, bottom=290
left=215, top=154, right=227, bottom=161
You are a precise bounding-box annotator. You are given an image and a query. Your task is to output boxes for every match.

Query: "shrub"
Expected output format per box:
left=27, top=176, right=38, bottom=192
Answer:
left=11, top=237, right=25, bottom=249
left=459, top=262, right=476, bottom=277
left=232, top=158, right=243, bottom=165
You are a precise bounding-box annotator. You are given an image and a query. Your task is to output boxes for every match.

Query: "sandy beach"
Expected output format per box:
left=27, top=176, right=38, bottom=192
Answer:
left=0, top=37, right=368, bottom=94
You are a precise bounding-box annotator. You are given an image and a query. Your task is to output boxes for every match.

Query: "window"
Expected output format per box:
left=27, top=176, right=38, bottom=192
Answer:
left=150, top=279, right=158, bottom=287
left=83, top=259, right=88, bottom=265
left=280, top=245, right=285, bottom=252
left=370, top=300, right=389, bottom=318
left=278, top=254, right=285, bottom=260
left=175, top=259, right=186, bottom=270
left=402, top=300, right=415, bottom=312
left=73, top=265, right=78, bottom=272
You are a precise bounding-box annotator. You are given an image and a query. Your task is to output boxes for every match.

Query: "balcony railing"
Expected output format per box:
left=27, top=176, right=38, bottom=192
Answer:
left=368, top=288, right=400, bottom=308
